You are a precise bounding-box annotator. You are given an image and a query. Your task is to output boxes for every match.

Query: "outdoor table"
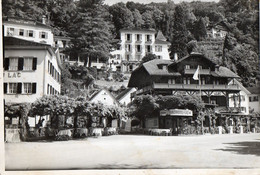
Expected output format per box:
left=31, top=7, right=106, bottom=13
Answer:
left=57, top=129, right=72, bottom=137
left=91, top=128, right=103, bottom=137
left=106, top=127, right=117, bottom=135
left=148, top=129, right=171, bottom=136
left=76, top=128, right=88, bottom=137
left=5, top=128, right=21, bottom=142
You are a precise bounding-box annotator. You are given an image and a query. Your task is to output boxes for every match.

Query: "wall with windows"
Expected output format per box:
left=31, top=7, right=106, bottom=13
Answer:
left=90, top=90, right=118, bottom=106
left=248, top=94, right=260, bottom=113
left=46, top=51, right=61, bottom=96
left=3, top=48, right=61, bottom=103
left=154, top=44, right=170, bottom=60
left=3, top=22, right=54, bottom=46
left=229, top=90, right=250, bottom=115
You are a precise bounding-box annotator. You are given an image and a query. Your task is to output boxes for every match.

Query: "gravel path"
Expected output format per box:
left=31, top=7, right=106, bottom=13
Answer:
left=5, top=133, right=260, bottom=170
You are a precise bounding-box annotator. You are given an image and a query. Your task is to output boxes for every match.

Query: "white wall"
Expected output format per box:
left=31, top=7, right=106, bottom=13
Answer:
left=248, top=94, right=260, bottom=113
left=229, top=90, right=250, bottom=115
left=4, top=48, right=61, bottom=103
left=119, top=88, right=136, bottom=106
left=91, top=90, right=118, bottom=106
left=4, top=22, right=54, bottom=46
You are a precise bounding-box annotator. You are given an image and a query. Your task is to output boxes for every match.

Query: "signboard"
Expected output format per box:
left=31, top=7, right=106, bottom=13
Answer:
left=160, top=109, right=193, bottom=117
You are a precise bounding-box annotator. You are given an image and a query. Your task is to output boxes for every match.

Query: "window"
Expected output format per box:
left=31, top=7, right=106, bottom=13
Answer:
left=7, top=28, right=14, bottom=36
left=125, top=44, right=131, bottom=52
left=240, top=95, right=245, bottom=101
left=117, top=54, right=121, bottom=60
left=183, top=77, right=187, bottom=84
left=187, top=77, right=191, bottom=84
left=253, top=96, right=259, bottom=101
left=136, top=45, right=141, bottom=52
left=40, top=31, right=48, bottom=39
left=169, top=79, right=175, bottom=84
left=126, top=34, right=131, bottom=41
left=23, top=83, right=32, bottom=94
left=28, top=30, right=34, bottom=37
left=146, top=35, right=152, bottom=42
left=23, top=58, right=33, bottom=70
left=155, top=45, right=162, bottom=52
left=19, top=29, right=24, bottom=36
left=9, top=58, right=18, bottom=70
left=201, top=77, right=205, bottom=85
left=146, top=45, right=152, bottom=53
left=185, top=65, right=190, bottom=69
left=9, top=83, right=17, bottom=94
left=126, top=54, right=130, bottom=61
left=136, top=34, right=142, bottom=41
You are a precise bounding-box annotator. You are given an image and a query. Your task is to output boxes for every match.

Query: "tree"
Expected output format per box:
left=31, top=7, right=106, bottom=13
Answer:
left=132, top=9, right=144, bottom=28
left=170, top=4, right=189, bottom=59
left=192, top=17, right=207, bottom=41
left=69, top=0, right=113, bottom=67
left=130, top=95, right=159, bottom=127
left=141, top=10, right=156, bottom=29
left=109, top=3, right=134, bottom=36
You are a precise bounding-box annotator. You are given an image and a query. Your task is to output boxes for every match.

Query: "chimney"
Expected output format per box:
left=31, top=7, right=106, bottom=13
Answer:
left=42, top=15, right=47, bottom=25
left=174, top=53, right=178, bottom=61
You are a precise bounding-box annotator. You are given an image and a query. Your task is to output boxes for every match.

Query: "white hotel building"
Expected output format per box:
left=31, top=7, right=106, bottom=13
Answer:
left=3, top=17, right=61, bottom=104
left=110, top=29, right=171, bottom=72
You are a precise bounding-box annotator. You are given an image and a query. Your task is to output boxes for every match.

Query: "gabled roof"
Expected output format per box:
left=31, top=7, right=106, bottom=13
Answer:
left=156, top=30, right=167, bottom=41
left=214, top=67, right=240, bottom=78
left=170, top=52, right=216, bottom=65
left=89, top=89, right=119, bottom=105
left=154, top=39, right=171, bottom=45
left=142, top=59, right=180, bottom=76
left=4, top=36, right=50, bottom=47
left=116, top=88, right=136, bottom=101
left=3, top=16, right=52, bottom=30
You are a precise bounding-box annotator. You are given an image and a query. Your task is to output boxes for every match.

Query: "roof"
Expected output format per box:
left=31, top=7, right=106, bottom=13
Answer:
left=171, top=52, right=216, bottom=65
left=247, top=86, right=260, bottom=94
left=120, top=28, right=156, bottom=33
left=228, top=79, right=251, bottom=94
left=156, top=30, right=167, bottom=41
left=3, top=16, right=52, bottom=30
left=4, top=36, right=50, bottom=47
left=154, top=39, right=171, bottom=45
left=89, top=89, right=119, bottom=105
left=142, top=59, right=180, bottom=76
left=116, top=88, right=135, bottom=101
left=214, top=67, right=240, bottom=78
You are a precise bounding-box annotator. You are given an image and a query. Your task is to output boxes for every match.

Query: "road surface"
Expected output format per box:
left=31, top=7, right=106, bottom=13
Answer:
left=5, top=133, right=260, bottom=170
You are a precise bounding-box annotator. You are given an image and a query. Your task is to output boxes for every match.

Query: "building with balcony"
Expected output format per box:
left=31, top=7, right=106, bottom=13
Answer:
left=3, top=16, right=54, bottom=46
left=54, top=36, right=71, bottom=63
left=110, top=29, right=171, bottom=73
left=128, top=52, right=251, bottom=132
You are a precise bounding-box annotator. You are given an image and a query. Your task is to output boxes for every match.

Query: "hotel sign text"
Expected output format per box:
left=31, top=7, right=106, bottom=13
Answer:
left=4, top=72, right=21, bottom=78
left=160, top=109, right=193, bottom=117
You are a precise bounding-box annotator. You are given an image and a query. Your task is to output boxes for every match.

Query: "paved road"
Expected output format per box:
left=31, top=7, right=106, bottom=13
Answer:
left=5, top=133, right=260, bottom=170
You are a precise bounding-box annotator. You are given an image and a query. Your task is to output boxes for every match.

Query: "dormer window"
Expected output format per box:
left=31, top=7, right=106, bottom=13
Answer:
left=40, top=32, right=48, bottom=39
left=28, top=30, right=34, bottom=37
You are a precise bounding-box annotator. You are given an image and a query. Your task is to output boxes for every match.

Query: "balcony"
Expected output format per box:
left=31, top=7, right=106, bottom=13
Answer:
left=153, top=83, right=240, bottom=91
left=184, top=68, right=211, bottom=75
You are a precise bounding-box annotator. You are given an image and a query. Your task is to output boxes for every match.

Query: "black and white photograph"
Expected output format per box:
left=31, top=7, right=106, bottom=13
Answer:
left=1, top=0, right=260, bottom=174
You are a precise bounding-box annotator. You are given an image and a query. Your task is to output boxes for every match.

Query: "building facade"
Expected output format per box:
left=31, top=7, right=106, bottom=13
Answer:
left=110, top=29, right=171, bottom=73
left=247, top=85, right=260, bottom=113
left=3, top=37, right=61, bottom=104
left=89, top=89, right=119, bottom=107
left=128, top=53, right=246, bottom=132
left=3, top=16, right=54, bottom=46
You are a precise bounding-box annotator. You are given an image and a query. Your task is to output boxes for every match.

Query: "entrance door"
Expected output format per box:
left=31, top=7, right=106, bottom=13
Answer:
left=165, top=118, right=173, bottom=129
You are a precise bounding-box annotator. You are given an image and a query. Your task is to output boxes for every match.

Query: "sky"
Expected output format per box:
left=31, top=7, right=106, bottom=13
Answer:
left=104, top=0, right=219, bottom=6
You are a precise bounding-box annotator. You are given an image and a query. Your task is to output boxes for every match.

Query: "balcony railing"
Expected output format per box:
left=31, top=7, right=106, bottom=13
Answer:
left=153, top=83, right=240, bottom=91
left=184, top=68, right=211, bottom=75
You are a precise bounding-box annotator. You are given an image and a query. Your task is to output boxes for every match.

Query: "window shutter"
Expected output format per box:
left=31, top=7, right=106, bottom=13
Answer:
left=18, top=57, right=24, bottom=70
left=17, top=83, right=22, bottom=94
left=4, top=83, right=7, bottom=94
left=32, top=57, right=37, bottom=70
left=32, top=83, right=37, bottom=94
left=4, top=58, right=9, bottom=70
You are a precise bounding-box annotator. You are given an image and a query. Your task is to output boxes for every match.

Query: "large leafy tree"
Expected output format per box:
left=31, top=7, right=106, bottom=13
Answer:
left=69, top=0, right=114, bottom=67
